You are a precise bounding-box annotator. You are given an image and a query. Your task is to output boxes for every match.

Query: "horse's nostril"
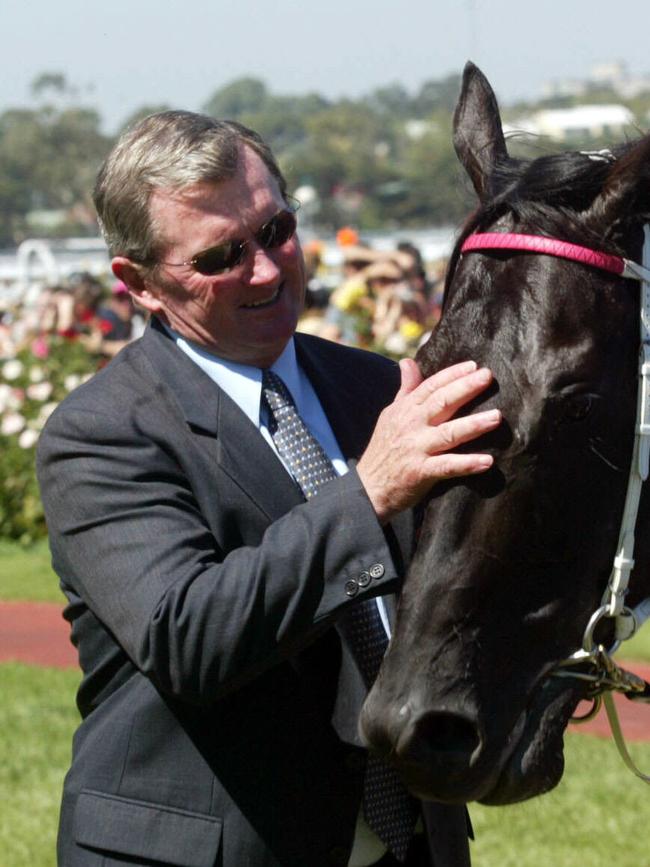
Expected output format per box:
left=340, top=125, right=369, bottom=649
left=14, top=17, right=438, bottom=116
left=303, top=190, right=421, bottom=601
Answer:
left=402, top=712, right=481, bottom=764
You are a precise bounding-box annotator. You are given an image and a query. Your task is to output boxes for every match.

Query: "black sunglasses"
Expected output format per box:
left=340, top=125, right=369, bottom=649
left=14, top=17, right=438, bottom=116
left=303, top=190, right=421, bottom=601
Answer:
left=156, top=200, right=300, bottom=276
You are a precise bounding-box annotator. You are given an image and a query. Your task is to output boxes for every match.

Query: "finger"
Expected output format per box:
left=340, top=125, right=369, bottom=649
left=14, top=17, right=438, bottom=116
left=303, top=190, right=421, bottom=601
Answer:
left=423, top=367, right=493, bottom=423
left=395, top=358, right=423, bottom=399
left=410, top=360, right=478, bottom=405
left=424, top=451, right=494, bottom=480
left=427, top=409, right=501, bottom=455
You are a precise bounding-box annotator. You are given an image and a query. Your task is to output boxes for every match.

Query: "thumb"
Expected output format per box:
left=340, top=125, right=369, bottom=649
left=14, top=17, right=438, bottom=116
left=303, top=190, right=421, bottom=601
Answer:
left=396, top=358, right=423, bottom=399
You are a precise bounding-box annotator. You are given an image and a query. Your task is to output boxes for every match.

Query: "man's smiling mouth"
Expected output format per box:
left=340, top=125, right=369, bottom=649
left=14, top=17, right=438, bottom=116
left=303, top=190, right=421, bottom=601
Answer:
left=241, top=286, right=282, bottom=309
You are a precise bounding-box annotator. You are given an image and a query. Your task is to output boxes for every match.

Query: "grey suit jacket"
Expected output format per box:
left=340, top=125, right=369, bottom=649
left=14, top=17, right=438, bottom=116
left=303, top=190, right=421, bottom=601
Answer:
left=37, top=320, right=470, bottom=867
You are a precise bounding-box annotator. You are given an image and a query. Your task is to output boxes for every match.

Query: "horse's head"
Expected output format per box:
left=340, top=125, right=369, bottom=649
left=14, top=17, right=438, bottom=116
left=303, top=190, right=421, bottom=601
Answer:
left=361, top=62, right=650, bottom=805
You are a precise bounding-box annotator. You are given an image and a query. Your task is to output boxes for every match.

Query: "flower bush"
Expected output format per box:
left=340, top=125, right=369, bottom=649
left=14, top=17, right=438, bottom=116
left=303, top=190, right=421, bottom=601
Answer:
left=0, top=336, right=98, bottom=543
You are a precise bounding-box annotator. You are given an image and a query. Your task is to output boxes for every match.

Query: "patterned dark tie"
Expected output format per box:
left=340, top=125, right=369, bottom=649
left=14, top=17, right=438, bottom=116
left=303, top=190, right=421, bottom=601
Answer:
left=261, top=369, right=419, bottom=862
left=262, top=368, right=338, bottom=499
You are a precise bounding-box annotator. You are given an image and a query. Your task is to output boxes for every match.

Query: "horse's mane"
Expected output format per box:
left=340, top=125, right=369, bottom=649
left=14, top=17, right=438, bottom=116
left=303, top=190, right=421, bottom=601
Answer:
left=444, top=139, right=643, bottom=297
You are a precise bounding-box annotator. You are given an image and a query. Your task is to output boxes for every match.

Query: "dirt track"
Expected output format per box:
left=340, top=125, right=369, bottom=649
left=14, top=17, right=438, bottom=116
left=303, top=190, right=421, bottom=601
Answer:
left=1, top=600, right=649, bottom=741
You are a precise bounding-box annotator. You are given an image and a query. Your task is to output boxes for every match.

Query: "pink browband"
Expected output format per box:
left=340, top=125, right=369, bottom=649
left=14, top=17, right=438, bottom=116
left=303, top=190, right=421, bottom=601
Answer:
left=461, top=232, right=626, bottom=276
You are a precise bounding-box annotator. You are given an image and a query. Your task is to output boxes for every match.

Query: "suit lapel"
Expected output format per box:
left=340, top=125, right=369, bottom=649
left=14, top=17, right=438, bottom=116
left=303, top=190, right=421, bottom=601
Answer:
left=215, top=392, right=305, bottom=520
left=141, top=324, right=415, bottom=554
left=296, top=335, right=415, bottom=578
left=295, top=335, right=383, bottom=462
left=142, top=320, right=304, bottom=521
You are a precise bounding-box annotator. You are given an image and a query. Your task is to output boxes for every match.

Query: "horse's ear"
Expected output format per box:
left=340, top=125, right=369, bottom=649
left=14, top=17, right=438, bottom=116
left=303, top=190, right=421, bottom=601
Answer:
left=587, top=135, right=650, bottom=231
left=453, top=62, right=508, bottom=201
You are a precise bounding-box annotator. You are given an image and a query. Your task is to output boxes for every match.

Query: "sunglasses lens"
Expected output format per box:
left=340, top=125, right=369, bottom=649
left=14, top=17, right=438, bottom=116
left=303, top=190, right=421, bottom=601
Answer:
left=259, top=210, right=297, bottom=249
left=193, top=242, right=244, bottom=275
left=190, top=208, right=297, bottom=275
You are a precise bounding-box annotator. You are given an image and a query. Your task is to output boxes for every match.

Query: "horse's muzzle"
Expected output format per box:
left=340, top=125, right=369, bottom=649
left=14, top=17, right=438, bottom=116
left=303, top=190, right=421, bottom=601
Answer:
left=360, top=672, right=577, bottom=804
left=359, top=690, right=502, bottom=803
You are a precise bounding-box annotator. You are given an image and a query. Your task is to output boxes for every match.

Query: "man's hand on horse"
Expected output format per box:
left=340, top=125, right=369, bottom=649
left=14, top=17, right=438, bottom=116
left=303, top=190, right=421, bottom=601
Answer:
left=357, top=358, right=501, bottom=524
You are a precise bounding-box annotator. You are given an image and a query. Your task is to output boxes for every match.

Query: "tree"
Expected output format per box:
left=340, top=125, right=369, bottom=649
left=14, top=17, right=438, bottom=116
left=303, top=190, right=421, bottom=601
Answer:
left=288, top=100, right=398, bottom=228
left=118, top=104, right=173, bottom=133
left=368, top=83, right=413, bottom=119
left=0, top=89, right=111, bottom=244
left=413, top=73, right=463, bottom=116
left=398, top=119, right=475, bottom=226
left=203, top=77, right=269, bottom=119
left=232, top=92, right=330, bottom=155
left=31, top=72, right=69, bottom=99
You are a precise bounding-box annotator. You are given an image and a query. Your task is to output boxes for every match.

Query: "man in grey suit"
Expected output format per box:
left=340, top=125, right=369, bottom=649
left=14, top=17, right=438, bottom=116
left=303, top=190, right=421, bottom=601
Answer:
left=37, top=112, right=501, bottom=867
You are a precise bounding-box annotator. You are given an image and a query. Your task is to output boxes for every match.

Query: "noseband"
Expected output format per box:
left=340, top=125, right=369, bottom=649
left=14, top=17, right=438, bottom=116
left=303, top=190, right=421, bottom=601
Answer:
left=460, top=226, right=650, bottom=780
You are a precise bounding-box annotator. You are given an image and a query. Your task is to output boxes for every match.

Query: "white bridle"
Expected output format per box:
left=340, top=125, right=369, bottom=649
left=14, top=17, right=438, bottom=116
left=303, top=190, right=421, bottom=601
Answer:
left=574, top=223, right=650, bottom=653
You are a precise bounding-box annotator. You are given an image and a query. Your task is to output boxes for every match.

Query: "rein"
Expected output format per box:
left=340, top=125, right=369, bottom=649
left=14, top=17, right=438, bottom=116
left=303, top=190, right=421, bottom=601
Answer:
left=460, top=227, right=650, bottom=781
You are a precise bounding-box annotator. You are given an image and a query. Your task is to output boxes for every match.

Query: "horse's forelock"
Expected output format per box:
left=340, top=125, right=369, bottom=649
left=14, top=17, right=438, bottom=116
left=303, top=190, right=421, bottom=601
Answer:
left=442, top=139, right=649, bottom=308
left=587, top=135, right=650, bottom=237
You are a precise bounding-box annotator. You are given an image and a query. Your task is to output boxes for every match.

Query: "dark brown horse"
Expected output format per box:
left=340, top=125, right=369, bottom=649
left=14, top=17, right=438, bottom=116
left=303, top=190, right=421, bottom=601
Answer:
left=361, top=62, right=650, bottom=806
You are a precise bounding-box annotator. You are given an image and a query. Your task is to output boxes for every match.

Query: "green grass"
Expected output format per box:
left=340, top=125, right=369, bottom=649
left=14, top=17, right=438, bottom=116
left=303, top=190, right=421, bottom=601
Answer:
left=2, top=538, right=650, bottom=659
left=619, top=622, right=650, bottom=663
left=1, top=660, right=650, bottom=867
left=0, top=539, right=64, bottom=603
left=0, top=663, right=80, bottom=867
left=4, top=537, right=650, bottom=662
left=1, top=542, right=650, bottom=865
left=470, top=733, right=650, bottom=866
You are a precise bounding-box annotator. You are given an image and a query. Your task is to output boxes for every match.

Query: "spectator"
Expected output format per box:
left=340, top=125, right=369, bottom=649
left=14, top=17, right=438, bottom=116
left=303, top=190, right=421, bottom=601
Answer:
left=97, top=281, right=146, bottom=357
left=324, top=245, right=379, bottom=344
left=362, top=259, right=426, bottom=356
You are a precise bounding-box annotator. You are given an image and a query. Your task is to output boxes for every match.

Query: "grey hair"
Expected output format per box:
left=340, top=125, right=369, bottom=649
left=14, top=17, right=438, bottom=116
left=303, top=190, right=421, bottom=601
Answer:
left=93, top=110, right=287, bottom=262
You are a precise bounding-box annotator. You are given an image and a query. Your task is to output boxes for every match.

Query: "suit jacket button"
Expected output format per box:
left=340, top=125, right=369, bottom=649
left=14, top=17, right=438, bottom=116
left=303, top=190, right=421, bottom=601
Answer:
left=358, top=571, right=371, bottom=587
left=369, top=563, right=385, bottom=579
left=345, top=580, right=359, bottom=597
left=328, top=845, right=349, bottom=866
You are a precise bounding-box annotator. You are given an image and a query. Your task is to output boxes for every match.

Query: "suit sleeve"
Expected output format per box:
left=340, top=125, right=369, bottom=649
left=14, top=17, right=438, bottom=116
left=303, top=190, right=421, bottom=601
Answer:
left=36, top=402, right=400, bottom=706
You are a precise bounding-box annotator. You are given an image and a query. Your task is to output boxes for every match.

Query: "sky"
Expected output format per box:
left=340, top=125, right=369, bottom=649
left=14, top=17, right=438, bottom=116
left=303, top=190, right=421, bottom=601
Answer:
left=3, top=0, right=650, bottom=132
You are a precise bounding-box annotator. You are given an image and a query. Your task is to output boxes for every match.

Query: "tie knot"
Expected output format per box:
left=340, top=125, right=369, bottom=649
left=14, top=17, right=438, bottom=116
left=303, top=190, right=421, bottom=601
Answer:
left=262, top=369, right=294, bottom=411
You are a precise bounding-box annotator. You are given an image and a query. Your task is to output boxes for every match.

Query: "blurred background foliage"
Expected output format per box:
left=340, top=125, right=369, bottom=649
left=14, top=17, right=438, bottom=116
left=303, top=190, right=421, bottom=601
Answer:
left=0, top=337, right=98, bottom=543
left=3, top=69, right=650, bottom=247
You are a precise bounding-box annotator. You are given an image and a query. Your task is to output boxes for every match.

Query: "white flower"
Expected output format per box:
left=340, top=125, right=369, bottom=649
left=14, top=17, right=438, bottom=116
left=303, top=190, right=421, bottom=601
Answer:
left=18, top=428, right=39, bottom=449
left=383, top=333, right=408, bottom=355
left=7, top=389, right=24, bottom=411
left=29, top=366, right=45, bottom=383
left=2, top=359, right=23, bottom=381
left=0, top=336, right=16, bottom=358
left=1, top=412, right=26, bottom=436
left=37, top=402, right=58, bottom=425
left=64, top=374, right=82, bottom=392
left=26, top=381, right=53, bottom=401
left=0, top=384, right=10, bottom=412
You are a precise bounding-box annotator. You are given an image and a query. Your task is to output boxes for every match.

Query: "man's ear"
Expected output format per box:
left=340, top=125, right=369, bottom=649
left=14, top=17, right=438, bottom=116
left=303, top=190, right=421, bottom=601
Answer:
left=111, top=257, right=163, bottom=315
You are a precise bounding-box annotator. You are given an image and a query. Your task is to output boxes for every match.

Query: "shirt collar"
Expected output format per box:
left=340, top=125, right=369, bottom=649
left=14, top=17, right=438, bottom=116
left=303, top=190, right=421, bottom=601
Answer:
left=165, top=326, right=301, bottom=428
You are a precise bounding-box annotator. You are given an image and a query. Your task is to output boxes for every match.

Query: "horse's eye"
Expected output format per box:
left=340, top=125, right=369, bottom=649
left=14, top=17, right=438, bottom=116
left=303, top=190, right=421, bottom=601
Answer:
left=559, top=394, right=593, bottom=423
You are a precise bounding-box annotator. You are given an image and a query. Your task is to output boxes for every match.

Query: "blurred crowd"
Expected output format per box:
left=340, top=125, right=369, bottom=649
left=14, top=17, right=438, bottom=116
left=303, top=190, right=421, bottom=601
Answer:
left=300, top=236, right=445, bottom=356
left=0, top=272, right=146, bottom=365
left=0, top=237, right=446, bottom=477
left=0, top=237, right=446, bottom=372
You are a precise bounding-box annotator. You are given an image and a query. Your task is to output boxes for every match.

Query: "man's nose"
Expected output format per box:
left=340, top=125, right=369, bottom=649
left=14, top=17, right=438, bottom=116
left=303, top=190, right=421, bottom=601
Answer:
left=246, top=244, right=282, bottom=285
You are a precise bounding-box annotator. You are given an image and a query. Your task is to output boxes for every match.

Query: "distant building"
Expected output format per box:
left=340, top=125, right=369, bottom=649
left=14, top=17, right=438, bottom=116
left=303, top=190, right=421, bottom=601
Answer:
left=404, top=119, right=438, bottom=140
left=543, top=60, right=650, bottom=101
left=542, top=79, right=588, bottom=100
left=504, top=104, right=635, bottom=142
